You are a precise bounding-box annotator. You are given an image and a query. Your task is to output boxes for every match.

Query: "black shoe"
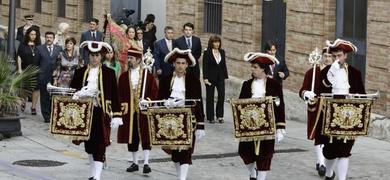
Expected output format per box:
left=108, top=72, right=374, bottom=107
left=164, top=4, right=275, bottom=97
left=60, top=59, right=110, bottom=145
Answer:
left=31, top=108, right=37, bottom=115
left=324, top=171, right=336, bottom=180
left=88, top=177, right=96, bottom=180
left=143, top=164, right=152, bottom=174
left=316, top=163, right=326, bottom=177
left=126, top=163, right=139, bottom=172
left=208, top=119, right=216, bottom=124
left=249, top=177, right=256, bottom=180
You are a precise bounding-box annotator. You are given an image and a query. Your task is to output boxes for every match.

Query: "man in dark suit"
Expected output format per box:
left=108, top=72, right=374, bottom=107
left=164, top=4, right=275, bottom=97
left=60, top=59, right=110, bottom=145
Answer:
left=80, top=18, right=104, bottom=64
left=153, top=26, right=175, bottom=79
left=16, top=15, right=41, bottom=44
left=37, top=32, right=62, bottom=123
left=264, top=40, right=289, bottom=86
left=173, top=23, right=202, bottom=79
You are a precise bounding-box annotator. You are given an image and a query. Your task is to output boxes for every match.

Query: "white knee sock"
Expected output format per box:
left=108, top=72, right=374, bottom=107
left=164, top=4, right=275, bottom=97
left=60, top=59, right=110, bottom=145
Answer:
left=257, top=171, right=267, bottom=180
left=246, top=163, right=256, bottom=178
left=174, top=162, right=181, bottom=178
left=143, top=150, right=150, bottom=165
left=315, top=145, right=325, bottom=166
left=180, top=164, right=189, bottom=180
left=132, top=151, right=139, bottom=165
left=337, top=158, right=349, bottom=180
left=325, top=158, right=337, bottom=177
left=88, top=154, right=95, bottom=178
left=94, top=161, right=103, bottom=180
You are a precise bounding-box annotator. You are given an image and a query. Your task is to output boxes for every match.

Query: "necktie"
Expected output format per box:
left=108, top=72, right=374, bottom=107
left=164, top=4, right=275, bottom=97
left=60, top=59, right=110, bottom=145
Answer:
left=92, top=32, right=96, bottom=40
left=48, top=46, right=52, bottom=56
left=186, top=38, right=191, bottom=49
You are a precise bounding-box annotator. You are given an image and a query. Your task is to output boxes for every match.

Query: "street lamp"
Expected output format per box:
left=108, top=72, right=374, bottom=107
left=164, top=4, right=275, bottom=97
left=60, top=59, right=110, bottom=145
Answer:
left=7, top=0, right=16, bottom=60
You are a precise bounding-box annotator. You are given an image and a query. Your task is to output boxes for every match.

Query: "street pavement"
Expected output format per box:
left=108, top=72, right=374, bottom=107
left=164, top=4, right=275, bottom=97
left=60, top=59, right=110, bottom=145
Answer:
left=1, top=99, right=390, bottom=180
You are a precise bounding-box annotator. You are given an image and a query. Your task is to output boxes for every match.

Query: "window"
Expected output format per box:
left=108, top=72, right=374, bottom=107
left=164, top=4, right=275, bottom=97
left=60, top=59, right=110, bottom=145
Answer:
left=35, top=0, right=42, bottom=13
left=342, top=0, right=367, bottom=40
left=15, top=0, right=21, bottom=8
left=203, top=0, right=222, bottom=34
left=84, top=0, right=93, bottom=22
left=58, top=0, right=66, bottom=17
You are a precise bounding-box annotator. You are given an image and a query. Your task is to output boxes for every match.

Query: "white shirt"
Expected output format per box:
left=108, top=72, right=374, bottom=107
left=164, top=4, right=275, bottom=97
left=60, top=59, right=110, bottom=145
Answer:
left=86, top=67, right=99, bottom=106
left=130, top=66, right=140, bottom=90
left=137, top=40, right=143, bottom=49
left=251, top=78, right=266, bottom=98
left=212, top=50, right=221, bottom=64
left=165, top=38, right=172, bottom=51
left=170, top=75, right=185, bottom=100
left=327, top=61, right=350, bottom=94
left=185, top=36, right=192, bottom=49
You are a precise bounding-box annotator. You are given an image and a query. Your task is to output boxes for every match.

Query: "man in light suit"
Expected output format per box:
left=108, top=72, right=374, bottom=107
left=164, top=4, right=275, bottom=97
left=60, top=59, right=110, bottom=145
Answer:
left=153, top=26, right=175, bottom=79
left=37, top=32, right=62, bottom=123
left=173, top=23, right=202, bottom=79
left=80, top=18, right=104, bottom=64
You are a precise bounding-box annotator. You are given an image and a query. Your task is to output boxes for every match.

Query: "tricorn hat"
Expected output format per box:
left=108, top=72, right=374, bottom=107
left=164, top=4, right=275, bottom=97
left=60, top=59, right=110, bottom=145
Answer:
left=326, top=39, right=357, bottom=53
left=127, top=47, right=143, bottom=59
left=164, top=48, right=196, bottom=67
left=243, top=52, right=279, bottom=65
left=24, top=14, right=34, bottom=20
left=80, top=41, right=113, bottom=54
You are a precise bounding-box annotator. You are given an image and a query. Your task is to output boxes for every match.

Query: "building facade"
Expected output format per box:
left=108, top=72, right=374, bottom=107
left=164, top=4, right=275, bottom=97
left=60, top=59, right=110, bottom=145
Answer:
left=166, top=0, right=390, bottom=116
left=0, top=0, right=110, bottom=40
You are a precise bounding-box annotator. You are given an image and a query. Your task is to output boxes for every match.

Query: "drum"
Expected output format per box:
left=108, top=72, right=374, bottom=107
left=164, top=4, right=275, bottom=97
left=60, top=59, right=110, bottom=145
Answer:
left=229, top=97, right=276, bottom=141
left=144, top=107, right=193, bottom=150
left=50, top=95, right=94, bottom=140
left=320, top=97, right=373, bottom=141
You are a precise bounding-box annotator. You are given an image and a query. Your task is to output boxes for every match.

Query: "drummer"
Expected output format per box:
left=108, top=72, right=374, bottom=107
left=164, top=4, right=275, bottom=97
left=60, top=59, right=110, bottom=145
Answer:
left=70, top=41, right=123, bottom=180
left=318, top=39, right=366, bottom=180
left=158, top=48, right=205, bottom=180
left=238, top=52, right=286, bottom=180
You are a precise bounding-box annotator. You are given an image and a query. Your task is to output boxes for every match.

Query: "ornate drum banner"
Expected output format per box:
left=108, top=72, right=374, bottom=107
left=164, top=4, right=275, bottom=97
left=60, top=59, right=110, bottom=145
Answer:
left=145, top=107, right=193, bottom=150
left=50, top=95, right=94, bottom=140
left=321, top=98, right=373, bottom=140
left=229, top=97, right=276, bottom=141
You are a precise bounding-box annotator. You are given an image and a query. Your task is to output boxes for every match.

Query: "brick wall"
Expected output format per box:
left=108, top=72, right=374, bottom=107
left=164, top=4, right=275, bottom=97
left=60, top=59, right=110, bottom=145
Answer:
left=0, top=0, right=110, bottom=43
left=166, top=0, right=263, bottom=80
left=366, top=0, right=390, bottom=115
left=284, top=0, right=336, bottom=92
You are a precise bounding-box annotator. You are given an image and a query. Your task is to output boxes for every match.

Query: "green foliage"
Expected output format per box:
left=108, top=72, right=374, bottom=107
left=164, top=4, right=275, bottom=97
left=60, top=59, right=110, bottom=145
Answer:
left=0, top=53, right=39, bottom=116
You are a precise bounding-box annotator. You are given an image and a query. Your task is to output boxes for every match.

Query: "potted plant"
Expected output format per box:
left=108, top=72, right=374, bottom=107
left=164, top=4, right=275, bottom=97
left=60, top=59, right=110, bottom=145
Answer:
left=0, top=52, right=39, bottom=138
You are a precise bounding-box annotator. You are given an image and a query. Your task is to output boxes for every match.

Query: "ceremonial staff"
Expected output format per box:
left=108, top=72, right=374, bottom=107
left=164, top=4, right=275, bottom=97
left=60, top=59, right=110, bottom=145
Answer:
left=308, top=47, right=322, bottom=92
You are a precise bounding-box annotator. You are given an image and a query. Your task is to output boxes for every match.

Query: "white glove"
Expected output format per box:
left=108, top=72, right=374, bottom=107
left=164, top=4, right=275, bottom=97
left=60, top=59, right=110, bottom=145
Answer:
left=110, top=117, right=123, bottom=129
left=72, top=86, right=97, bottom=100
left=164, top=98, right=185, bottom=108
left=195, top=129, right=205, bottom=140
left=303, top=91, right=316, bottom=101
left=275, top=129, right=286, bottom=143
left=139, top=99, right=150, bottom=110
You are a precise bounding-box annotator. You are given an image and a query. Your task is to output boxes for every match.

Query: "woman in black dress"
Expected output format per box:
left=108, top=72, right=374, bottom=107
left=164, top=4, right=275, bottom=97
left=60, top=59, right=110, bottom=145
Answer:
left=16, top=27, right=41, bottom=115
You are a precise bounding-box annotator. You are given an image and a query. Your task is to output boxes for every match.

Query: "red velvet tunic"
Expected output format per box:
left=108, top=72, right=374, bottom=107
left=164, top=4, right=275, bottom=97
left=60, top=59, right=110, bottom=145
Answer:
left=299, top=66, right=322, bottom=141
left=117, top=69, right=158, bottom=145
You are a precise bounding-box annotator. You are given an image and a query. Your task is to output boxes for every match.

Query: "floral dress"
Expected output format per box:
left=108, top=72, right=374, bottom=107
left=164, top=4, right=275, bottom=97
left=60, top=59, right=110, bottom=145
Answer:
left=53, top=49, right=83, bottom=88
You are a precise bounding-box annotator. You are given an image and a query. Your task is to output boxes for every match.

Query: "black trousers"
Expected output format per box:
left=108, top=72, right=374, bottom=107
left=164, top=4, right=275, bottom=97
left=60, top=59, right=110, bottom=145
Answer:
left=205, top=79, right=225, bottom=120
left=39, top=84, right=51, bottom=122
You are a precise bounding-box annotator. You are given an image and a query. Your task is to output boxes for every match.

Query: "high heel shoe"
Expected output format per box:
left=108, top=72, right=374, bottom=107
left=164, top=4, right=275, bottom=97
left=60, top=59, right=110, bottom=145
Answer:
left=31, top=108, right=37, bottom=115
